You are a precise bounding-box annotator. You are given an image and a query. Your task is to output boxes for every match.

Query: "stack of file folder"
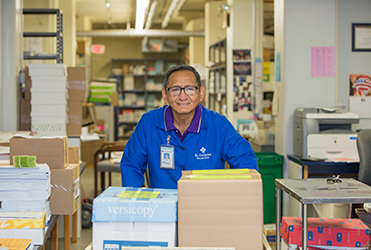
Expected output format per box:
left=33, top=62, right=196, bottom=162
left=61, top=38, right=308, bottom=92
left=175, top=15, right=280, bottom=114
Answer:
left=0, top=164, right=51, bottom=246
left=28, top=63, right=68, bottom=136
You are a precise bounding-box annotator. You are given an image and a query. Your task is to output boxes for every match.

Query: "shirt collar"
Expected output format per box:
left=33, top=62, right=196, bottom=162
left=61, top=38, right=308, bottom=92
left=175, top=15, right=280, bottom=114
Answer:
left=164, top=104, right=202, bottom=133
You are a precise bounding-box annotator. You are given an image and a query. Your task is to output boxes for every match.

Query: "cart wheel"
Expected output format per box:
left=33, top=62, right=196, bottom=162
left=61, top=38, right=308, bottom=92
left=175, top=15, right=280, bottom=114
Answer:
left=81, top=203, right=93, bottom=229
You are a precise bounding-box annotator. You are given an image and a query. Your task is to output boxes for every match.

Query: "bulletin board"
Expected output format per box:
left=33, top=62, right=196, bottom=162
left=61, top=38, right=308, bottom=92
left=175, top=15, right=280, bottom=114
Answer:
left=232, top=49, right=254, bottom=112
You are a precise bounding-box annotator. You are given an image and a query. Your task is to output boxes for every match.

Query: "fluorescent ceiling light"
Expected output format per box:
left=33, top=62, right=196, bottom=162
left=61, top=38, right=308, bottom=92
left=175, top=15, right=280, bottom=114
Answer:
left=161, top=0, right=186, bottom=29
left=144, top=0, right=158, bottom=30
left=135, top=0, right=150, bottom=31
left=105, top=1, right=110, bottom=9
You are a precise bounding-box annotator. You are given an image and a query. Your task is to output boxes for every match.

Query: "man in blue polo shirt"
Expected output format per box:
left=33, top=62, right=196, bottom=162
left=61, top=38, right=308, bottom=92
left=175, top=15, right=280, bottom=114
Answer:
left=120, top=64, right=258, bottom=189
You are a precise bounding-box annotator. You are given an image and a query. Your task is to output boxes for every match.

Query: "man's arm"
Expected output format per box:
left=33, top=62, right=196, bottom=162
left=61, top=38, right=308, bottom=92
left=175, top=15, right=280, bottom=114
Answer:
left=120, top=117, right=148, bottom=187
left=221, top=118, right=259, bottom=171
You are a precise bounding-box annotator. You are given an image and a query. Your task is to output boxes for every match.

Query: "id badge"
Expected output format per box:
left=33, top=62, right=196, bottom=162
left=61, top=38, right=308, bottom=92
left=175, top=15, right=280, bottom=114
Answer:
left=160, top=144, right=175, bottom=169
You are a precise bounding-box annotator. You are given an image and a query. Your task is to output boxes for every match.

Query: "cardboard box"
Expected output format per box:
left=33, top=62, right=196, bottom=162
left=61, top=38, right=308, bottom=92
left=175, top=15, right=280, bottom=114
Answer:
left=20, top=100, right=31, bottom=131
left=256, top=120, right=275, bottom=145
left=10, top=136, right=68, bottom=169
left=67, top=101, right=82, bottom=118
left=68, top=146, right=79, bottom=164
left=67, top=67, right=86, bottom=101
left=50, top=163, right=80, bottom=215
left=76, top=40, right=87, bottom=54
left=24, top=66, right=32, bottom=89
left=178, top=172, right=263, bottom=250
left=67, top=100, right=82, bottom=137
left=264, top=48, right=273, bottom=62
left=67, top=124, right=82, bottom=137
left=80, top=137, right=105, bottom=165
left=264, top=223, right=276, bottom=248
left=182, top=168, right=260, bottom=176
left=281, top=217, right=371, bottom=248
left=256, top=120, right=274, bottom=130
left=92, top=187, right=178, bottom=249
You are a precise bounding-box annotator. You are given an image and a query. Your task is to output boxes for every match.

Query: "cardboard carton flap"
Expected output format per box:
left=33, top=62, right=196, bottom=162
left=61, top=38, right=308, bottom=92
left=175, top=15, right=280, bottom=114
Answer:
left=182, top=168, right=258, bottom=175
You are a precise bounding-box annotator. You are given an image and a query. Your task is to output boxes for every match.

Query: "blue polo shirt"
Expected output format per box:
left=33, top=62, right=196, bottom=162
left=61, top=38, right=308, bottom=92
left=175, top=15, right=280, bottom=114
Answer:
left=164, top=105, right=202, bottom=142
left=120, top=105, right=258, bottom=189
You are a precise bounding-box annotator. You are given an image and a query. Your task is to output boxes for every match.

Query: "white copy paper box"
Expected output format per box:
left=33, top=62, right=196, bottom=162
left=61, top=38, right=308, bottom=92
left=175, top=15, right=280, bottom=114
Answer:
left=93, top=221, right=177, bottom=249
left=92, top=187, right=178, bottom=249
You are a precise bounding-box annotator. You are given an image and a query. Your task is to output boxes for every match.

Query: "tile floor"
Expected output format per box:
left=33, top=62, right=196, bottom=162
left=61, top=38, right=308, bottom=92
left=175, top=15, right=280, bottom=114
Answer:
left=45, top=165, right=122, bottom=250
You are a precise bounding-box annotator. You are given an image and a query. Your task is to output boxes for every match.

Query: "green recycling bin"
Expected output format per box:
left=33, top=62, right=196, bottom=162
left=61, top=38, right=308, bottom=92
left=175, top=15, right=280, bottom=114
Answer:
left=255, top=152, right=283, bottom=224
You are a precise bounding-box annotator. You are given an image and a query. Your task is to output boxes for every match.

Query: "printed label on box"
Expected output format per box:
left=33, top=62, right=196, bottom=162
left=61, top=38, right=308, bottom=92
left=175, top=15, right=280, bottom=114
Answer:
left=103, top=239, right=167, bottom=249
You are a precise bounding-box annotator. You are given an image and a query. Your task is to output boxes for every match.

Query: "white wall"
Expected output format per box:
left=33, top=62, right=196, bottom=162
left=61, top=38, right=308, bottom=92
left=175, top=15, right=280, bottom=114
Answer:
left=275, top=0, right=371, bottom=215
left=275, top=0, right=337, bottom=164
left=338, top=0, right=371, bottom=130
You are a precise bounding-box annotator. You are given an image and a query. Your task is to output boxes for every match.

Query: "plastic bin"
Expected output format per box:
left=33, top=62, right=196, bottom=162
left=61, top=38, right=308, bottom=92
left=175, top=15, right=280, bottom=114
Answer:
left=256, top=152, right=283, bottom=224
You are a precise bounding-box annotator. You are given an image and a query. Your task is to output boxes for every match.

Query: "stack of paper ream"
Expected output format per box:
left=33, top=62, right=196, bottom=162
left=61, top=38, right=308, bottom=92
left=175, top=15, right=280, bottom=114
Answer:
left=88, top=81, right=117, bottom=103
left=28, top=63, right=68, bottom=136
left=0, top=164, right=51, bottom=222
left=0, top=211, right=46, bottom=246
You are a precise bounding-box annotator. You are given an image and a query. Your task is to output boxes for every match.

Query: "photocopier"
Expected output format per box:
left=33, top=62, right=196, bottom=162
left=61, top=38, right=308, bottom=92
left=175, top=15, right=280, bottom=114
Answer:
left=294, top=107, right=360, bottom=161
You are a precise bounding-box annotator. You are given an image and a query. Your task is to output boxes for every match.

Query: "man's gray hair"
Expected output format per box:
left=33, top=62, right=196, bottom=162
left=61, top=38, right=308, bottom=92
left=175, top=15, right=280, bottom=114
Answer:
left=163, top=64, right=202, bottom=89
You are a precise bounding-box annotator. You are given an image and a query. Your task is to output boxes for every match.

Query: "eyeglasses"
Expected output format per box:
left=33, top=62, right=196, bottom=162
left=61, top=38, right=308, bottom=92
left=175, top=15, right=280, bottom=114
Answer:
left=166, top=86, right=199, bottom=96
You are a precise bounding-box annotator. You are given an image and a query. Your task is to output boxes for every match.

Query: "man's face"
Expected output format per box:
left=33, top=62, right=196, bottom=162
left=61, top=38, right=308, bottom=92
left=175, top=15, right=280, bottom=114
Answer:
left=162, top=70, right=205, bottom=116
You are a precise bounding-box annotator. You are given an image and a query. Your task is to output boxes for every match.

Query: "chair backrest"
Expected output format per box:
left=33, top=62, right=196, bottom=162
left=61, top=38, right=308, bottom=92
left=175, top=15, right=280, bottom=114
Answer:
left=94, top=141, right=127, bottom=162
left=357, top=130, right=371, bottom=186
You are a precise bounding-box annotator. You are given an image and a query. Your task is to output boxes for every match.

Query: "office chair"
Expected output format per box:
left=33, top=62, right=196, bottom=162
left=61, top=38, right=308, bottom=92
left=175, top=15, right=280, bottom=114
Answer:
left=94, top=141, right=127, bottom=197
left=357, top=129, right=371, bottom=186
left=355, top=130, right=371, bottom=225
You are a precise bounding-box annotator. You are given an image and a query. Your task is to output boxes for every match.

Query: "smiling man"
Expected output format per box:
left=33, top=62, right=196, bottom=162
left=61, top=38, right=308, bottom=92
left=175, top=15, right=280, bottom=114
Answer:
left=120, top=64, right=258, bottom=189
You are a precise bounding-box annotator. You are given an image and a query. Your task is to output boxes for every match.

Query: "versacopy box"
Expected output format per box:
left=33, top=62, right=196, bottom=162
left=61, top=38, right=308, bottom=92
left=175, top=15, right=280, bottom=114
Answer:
left=92, top=186, right=178, bottom=250
left=178, top=170, right=263, bottom=250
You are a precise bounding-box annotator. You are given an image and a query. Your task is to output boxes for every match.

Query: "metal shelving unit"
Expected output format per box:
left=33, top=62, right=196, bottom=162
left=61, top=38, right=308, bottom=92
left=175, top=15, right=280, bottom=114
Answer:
left=111, top=57, right=180, bottom=140
left=23, top=8, right=63, bottom=63
left=208, top=38, right=227, bottom=114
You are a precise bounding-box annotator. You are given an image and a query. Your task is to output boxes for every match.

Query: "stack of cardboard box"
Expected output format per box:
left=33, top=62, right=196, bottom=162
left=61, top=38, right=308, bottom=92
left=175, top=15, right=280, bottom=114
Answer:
left=178, top=169, right=263, bottom=250
left=9, top=136, right=80, bottom=215
left=21, top=66, right=86, bottom=137
left=67, top=67, right=86, bottom=137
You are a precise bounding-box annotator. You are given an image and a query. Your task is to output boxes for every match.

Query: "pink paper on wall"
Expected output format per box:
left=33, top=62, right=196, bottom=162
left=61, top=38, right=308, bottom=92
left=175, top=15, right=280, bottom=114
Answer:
left=311, top=47, right=335, bottom=77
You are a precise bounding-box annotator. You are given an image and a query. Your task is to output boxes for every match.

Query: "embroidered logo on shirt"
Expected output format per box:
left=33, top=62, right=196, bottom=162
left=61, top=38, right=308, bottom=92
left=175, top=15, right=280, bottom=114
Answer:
left=194, top=147, right=212, bottom=160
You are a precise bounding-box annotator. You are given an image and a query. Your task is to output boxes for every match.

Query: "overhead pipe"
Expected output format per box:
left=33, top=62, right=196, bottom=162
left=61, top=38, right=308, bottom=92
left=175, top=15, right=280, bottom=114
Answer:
left=76, top=29, right=204, bottom=37
left=143, top=0, right=159, bottom=48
